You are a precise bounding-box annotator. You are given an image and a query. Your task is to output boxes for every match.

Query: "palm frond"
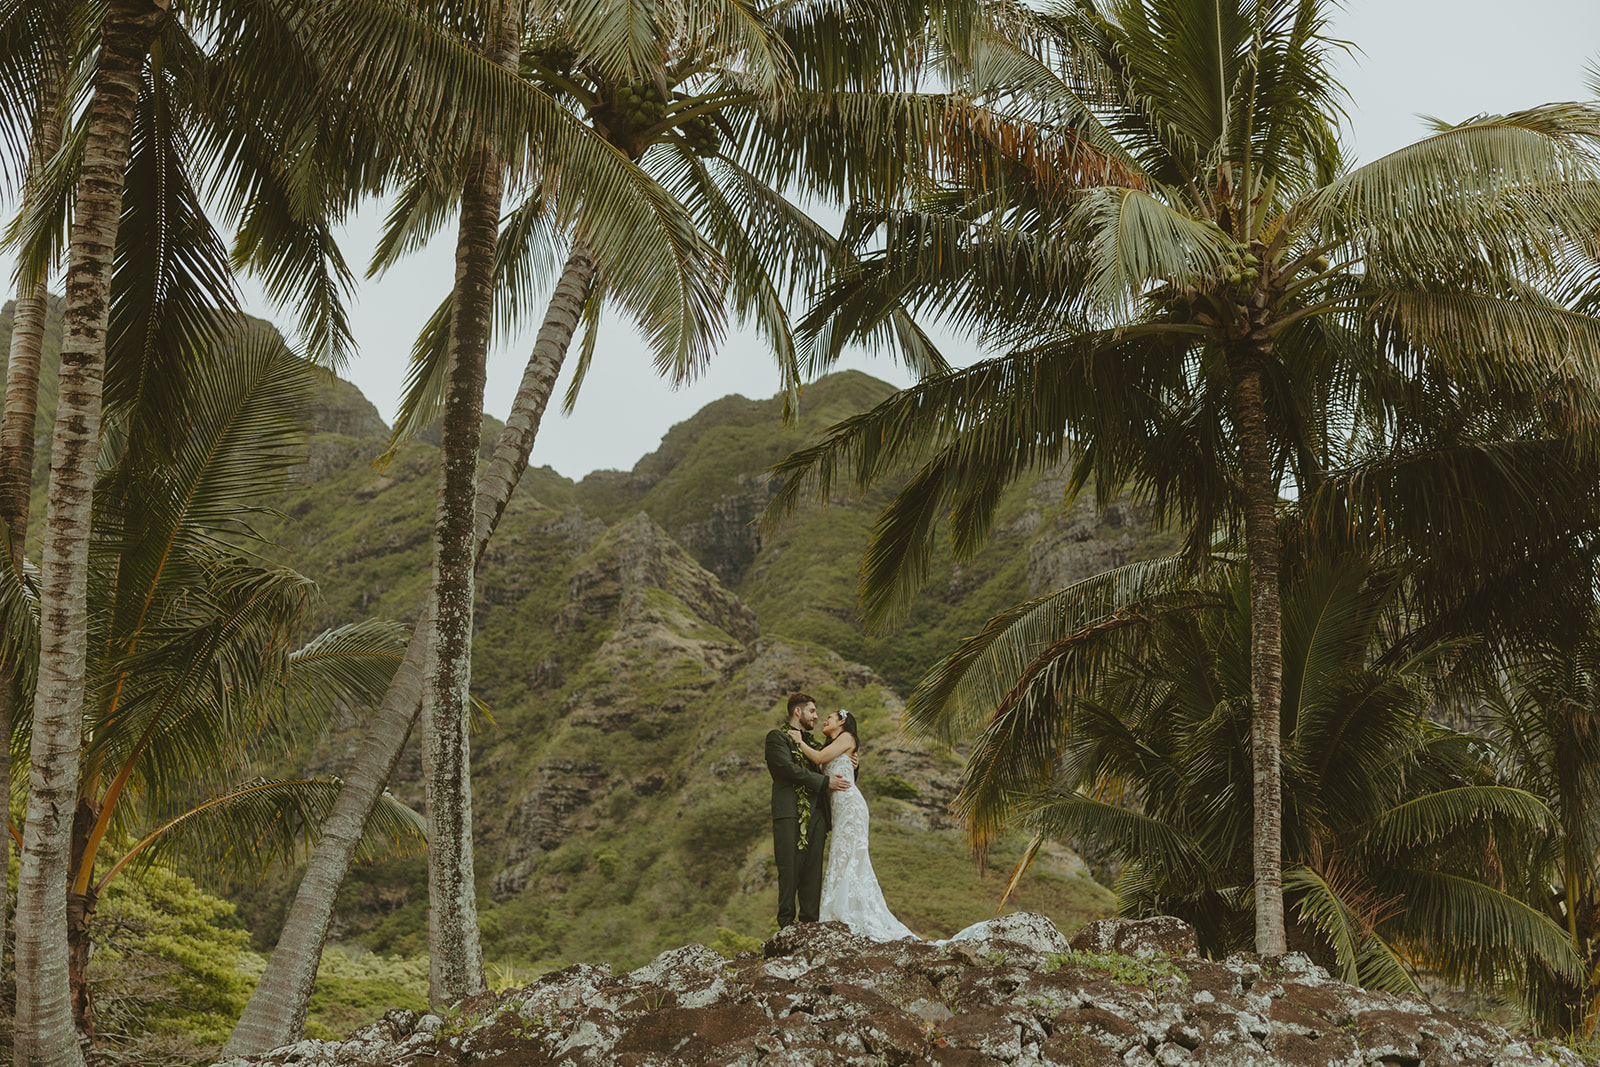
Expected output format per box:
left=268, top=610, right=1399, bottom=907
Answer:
left=906, top=555, right=1210, bottom=743
left=104, top=776, right=425, bottom=893
left=1017, top=790, right=1211, bottom=882
left=107, top=39, right=241, bottom=452
left=1071, top=186, right=1233, bottom=316
left=1284, top=863, right=1416, bottom=993
left=1365, top=785, right=1555, bottom=855
left=1388, top=867, right=1582, bottom=984
left=273, top=619, right=411, bottom=746
left=1296, top=105, right=1600, bottom=286
left=381, top=293, right=453, bottom=461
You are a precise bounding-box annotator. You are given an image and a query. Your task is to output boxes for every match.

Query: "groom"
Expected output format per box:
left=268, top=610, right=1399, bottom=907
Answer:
left=766, top=692, right=850, bottom=927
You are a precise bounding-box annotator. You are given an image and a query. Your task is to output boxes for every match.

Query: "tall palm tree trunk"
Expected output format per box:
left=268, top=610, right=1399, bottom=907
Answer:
left=13, top=2, right=168, bottom=1065
left=222, top=241, right=596, bottom=1056
left=421, top=153, right=499, bottom=1006
left=1227, top=338, right=1288, bottom=956
left=1, top=70, right=67, bottom=973
left=421, top=4, right=523, bottom=1007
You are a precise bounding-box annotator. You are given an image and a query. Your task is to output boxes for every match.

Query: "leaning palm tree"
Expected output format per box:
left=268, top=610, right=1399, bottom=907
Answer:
left=766, top=0, right=1600, bottom=952
left=2, top=0, right=707, bottom=1054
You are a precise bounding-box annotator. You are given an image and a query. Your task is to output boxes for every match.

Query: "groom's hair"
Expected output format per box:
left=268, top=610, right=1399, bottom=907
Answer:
left=786, top=692, right=814, bottom=716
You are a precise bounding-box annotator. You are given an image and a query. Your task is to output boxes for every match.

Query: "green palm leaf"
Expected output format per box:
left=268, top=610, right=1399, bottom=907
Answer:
left=103, top=776, right=426, bottom=893
left=1284, top=865, right=1416, bottom=993
left=1388, top=867, right=1582, bottom=983
left=273, top=619, right=412, bottom=745
left=906, top=555, right=1210, bottom=743
left=1019, top=791, right=1211, bottom=882
left=1365, top=786, right=1555, bottom=855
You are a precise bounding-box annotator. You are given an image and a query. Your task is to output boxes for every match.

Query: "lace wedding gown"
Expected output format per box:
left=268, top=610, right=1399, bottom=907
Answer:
left=818, top=753, right=918, bottom=940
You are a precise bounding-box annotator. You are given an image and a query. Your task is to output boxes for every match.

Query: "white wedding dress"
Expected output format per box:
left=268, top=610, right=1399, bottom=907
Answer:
left=818, top=753, right=918, bottom=940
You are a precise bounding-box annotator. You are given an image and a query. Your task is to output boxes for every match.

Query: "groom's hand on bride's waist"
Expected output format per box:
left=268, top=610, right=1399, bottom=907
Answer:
left=829, top=775, right=852, bottom=791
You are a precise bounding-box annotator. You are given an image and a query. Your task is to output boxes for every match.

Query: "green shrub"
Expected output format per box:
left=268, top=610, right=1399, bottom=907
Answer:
left=678, top=781, right=766, bottom=863
left=91, top=866, right=255, bottom=1047
left=299, top=946, right=429, bottom=1040
left=710, top=927, right=763, bottom=959
left=876, top=775, right=919, bottom=800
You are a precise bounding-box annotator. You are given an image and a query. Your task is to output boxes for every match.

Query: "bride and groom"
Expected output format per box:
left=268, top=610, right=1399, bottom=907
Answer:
left=764, top=692, right=917, bottom=941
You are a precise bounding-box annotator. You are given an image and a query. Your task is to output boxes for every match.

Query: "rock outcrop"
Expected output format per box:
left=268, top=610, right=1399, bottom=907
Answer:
left=211, top=916, right=1583, bottom=1067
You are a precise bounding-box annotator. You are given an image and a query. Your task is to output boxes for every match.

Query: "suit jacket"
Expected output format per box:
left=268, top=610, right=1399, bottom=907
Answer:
left=766, top=728, right=831, bottom=830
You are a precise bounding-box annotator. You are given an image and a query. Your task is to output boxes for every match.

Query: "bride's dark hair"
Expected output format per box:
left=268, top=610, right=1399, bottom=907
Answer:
left=836, top=710, right=861, bottom=764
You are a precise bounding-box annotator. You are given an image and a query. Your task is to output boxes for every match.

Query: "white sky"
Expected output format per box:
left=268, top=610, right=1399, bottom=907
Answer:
left=31, top=2, right=1600, bottom=479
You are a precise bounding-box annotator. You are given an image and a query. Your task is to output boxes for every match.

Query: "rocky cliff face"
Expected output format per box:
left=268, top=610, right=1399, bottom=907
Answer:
left=210, top=915, right=1582, bottom=1067
left=255, top=483, right=1114, bottom=966
left=3, top=302, right=1128, bottom=968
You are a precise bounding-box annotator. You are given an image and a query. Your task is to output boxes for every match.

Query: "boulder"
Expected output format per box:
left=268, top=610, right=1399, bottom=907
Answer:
left=1068, top=915, right=1200, bottom=959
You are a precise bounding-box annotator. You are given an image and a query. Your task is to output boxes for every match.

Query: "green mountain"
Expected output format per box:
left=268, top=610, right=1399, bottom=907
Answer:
left=2, top=305, right=1189, bottom=975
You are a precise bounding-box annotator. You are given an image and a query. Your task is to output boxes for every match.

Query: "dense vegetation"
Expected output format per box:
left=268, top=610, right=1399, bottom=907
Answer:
left=6, top=0, right=1600, bottom=1062
left=1, top=311, right=1124, bottom=1060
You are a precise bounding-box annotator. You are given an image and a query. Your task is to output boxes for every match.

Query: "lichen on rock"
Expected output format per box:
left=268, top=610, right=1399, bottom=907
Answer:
left=208, top=916, right=1586, bottom=1067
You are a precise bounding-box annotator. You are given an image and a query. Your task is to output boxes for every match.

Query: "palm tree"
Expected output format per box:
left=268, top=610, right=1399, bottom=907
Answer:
left=358, top=0, right=1003, bottom=1011
left=924, top=554, right=1580, bottom=1004
left=1, top=0, right=706, bottom=1051
left=412, top=0, right=524, bottom=1007
left=13, top=2, right=175, bottom=1060
left=0, top=97, right=64, bottom=970
left=1485, top=639, right=1600, bottom=1035
left=765, top=0, right=1600, bottom=952
left=0, top=320, right=424, bottom=1039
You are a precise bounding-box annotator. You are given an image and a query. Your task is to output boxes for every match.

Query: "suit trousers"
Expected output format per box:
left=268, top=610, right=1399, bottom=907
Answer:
left=772, top=806, right=828, bottom=927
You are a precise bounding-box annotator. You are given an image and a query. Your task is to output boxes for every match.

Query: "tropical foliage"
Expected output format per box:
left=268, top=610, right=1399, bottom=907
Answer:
left=1485, top=640, right=1600, bottom=1034
left=6, top=0, right=1600, bottom=1055
left=917, top=557, right=1578, bottom=1004
left=766, top=0, right=1600, bottom=954
left=0, top=322, right=423, bottom=1036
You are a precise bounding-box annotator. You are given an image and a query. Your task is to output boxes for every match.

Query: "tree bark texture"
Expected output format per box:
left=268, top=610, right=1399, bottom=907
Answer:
left=421, top=148, right=499, bottom=1006
left=222, top=243, right=597, bottom=1055
left=13, top=3, right=167, bottom=1065
left=1, top=62, right=67, bottom=972
left=421, top=4, right=522, bottom=1005
left=1227, top=342, right=1288, bottom=957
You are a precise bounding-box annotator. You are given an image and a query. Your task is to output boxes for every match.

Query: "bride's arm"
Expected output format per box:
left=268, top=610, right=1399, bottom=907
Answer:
left=789, top=730, right=855, bottom=764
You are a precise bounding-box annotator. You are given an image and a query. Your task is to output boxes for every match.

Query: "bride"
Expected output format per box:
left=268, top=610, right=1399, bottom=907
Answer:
left=789, top=711, right=917, bottom=940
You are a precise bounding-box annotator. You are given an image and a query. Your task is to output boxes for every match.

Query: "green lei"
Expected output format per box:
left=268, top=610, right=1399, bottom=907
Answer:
left=783, top=723, right=824, bottom=850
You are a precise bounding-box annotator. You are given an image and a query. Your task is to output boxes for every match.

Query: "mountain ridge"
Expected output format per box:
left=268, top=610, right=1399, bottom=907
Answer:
left=2, top=304, right=1182, bottom=1030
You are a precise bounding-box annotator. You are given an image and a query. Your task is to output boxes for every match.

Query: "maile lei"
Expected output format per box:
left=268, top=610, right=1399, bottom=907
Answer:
left=783, top=724, right=823, bottom=850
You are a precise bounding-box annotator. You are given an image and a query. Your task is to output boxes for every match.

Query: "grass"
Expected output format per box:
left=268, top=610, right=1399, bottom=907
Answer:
left=867, top=822, right=1116, bottom=941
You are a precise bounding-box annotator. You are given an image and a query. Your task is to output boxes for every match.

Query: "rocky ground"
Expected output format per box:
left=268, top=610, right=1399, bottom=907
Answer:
left=212, top=915, right=1587, bottom=1067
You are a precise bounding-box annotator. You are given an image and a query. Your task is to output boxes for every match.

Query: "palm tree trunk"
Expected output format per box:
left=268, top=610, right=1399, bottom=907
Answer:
left=222, top=240, right=596, bottom=1056
left=1227, top=339, right=1288, bottom=957
left=421, top=152, right=499, bottom=1006
left=1, top=68, right=67, bottom=976
left=13, top=3, right=168, bottom=1065
left=421, top=4, right=523, bottom=1007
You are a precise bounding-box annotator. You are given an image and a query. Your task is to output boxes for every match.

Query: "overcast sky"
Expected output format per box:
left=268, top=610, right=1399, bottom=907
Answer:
left=44, top=2, right=1600, bottom=479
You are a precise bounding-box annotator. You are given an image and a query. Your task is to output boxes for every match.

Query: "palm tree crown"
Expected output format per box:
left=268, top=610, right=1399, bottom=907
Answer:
left=766, top=0, right=1600, bottom=952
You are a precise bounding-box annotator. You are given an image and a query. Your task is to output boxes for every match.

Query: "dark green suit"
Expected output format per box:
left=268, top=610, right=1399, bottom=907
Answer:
left=766, top=728, right=831, bottom=927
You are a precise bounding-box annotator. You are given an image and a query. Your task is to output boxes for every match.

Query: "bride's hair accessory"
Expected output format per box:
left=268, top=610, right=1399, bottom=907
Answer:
left=838, top=709, right=850, bottom=720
